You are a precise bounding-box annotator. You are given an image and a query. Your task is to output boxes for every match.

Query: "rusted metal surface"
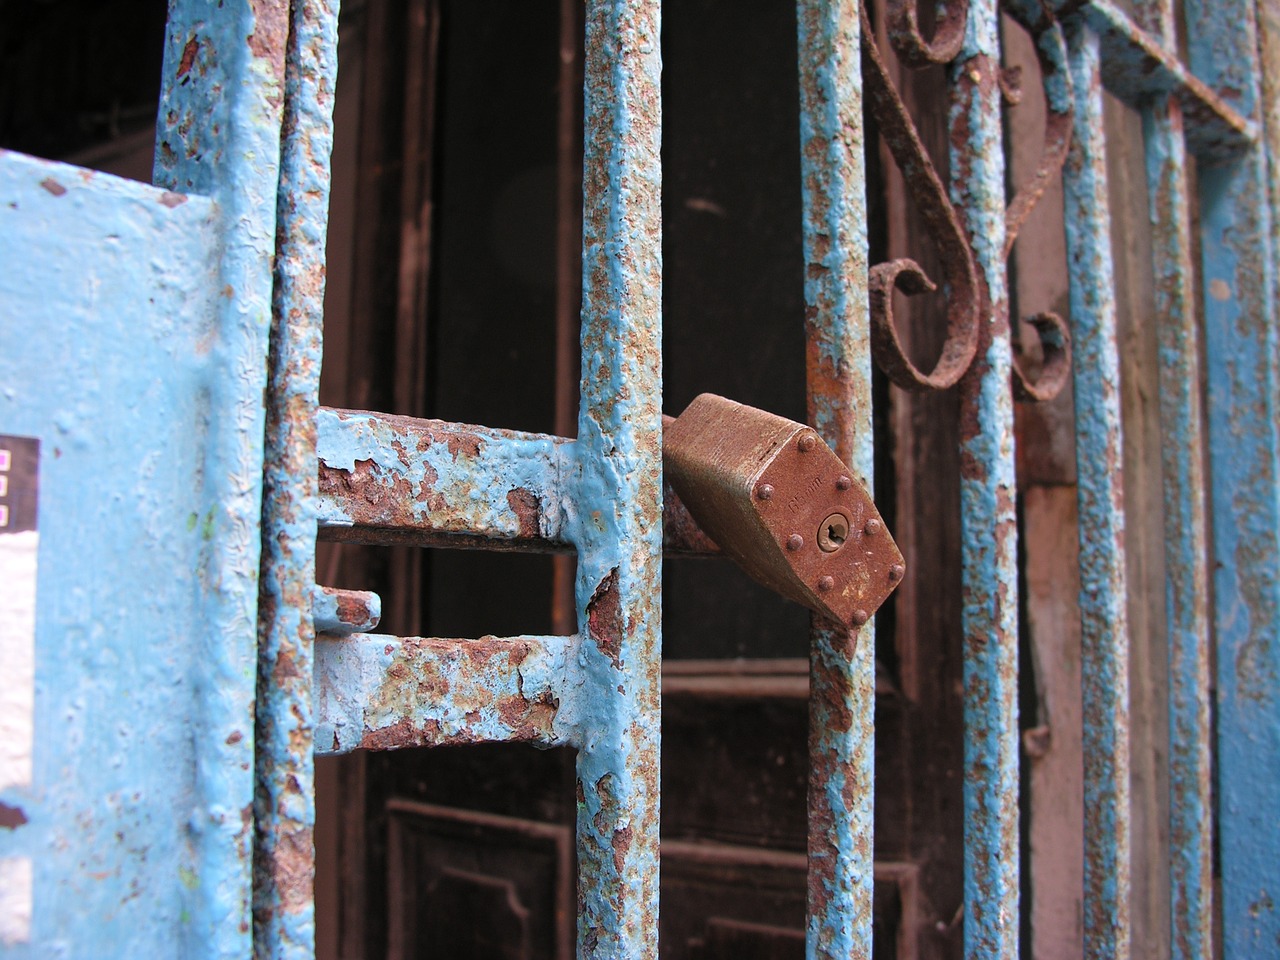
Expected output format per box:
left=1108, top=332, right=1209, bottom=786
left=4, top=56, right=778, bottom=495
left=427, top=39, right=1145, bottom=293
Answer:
left=572, top=0, right=663, bottom=953
left=313, top=586, right=381, bottom=636
left=318, top=406, right=717, bottom=556
left=860, top=3, right=980, bottom=394
left=1131, top=2, right=1213, bottom=955
left=887, top=0, right=969, bottom=67
left=1062, top=19, right=1132, bottom=959
left=315, top=635, right=577, bottom=754
left=317, top=407, right=572, bottom=550
left=664, top=394, right=903, bottom=629
left=796, top=0, right=874, bottom=954
left=253, top=0, right=338, bottom=956
left=1182, top=0, right=1280, bottom=952
left=947, top=1, right=1022, bottom=955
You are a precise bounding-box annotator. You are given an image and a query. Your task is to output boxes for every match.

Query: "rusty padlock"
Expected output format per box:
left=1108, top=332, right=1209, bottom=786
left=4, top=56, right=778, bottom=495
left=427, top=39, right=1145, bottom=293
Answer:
left=664, top=394, right=904, bottom=629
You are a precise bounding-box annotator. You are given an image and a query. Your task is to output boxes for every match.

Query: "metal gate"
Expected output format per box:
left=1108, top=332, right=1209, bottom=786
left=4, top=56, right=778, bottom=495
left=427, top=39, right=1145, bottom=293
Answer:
left=1, top=0, right=1278, bottom=958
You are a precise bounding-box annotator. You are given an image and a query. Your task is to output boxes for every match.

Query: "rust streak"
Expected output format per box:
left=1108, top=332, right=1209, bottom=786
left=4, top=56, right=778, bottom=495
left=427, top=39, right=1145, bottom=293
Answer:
left=506, top=487, right=542, bottom=540
left=176, top=35, right=200, bottom=78
left=587, top=568, right=624, bottom=668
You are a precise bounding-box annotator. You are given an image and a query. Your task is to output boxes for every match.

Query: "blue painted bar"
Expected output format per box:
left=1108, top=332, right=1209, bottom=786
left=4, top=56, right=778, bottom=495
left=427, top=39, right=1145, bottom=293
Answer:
left=572, top=0, right=663, bottom=954
left=315, top=635, right=580, bottom=754
left=254, top=1, right=340, bottom=955
left=316, top=408, right=573, bottom=548
left=153, top=3, right=290, bottom=953
left=1182, top=0, right=1280, bottom=953
left=949, top=3, right=1020, bottom=956
left=795, top=1, right=874, bottom=956
left=1062, top=19, right=1132, bottom=960
left=312, top=586, right=381, bottom=636
left=1132, top=2, right=1214, bottom=953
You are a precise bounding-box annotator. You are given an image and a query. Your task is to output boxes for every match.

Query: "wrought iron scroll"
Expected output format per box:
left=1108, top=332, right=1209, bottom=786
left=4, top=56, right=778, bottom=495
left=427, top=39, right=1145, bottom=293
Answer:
left=862, top=0, right=1073, bottom=401
left=1002, top=0, right=1073, bottom=402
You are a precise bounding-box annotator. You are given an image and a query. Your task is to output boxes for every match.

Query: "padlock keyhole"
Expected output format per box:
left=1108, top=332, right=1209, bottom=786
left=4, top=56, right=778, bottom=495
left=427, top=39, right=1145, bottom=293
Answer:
left=818, top=513, right=850, bottom=553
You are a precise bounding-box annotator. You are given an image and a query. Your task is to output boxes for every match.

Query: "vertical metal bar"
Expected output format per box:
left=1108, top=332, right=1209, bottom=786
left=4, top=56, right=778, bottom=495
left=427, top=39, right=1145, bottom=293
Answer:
left=1182, top=0, right=1280, bottom=952
left=1062, top=19, right=1132, bottom=960
left=950, top=4, right=1020, bottom=957
left=794, top=2, right=873, bottom=957
left=574, top=0, right=662, bottom=954
left=153, top=3, right=290, bottom=954
left=254, top=1, right=339, bottom=957
left=1132, top=3, right=1213, bottom=955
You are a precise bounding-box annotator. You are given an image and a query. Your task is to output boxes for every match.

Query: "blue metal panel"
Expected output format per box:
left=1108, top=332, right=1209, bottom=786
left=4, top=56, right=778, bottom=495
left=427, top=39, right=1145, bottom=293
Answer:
left=795, top=2, right=874, bottom=956
left=949, top=3, right=1021, bottom=956
left=1182, top=0, right=1280, bottom=953
left=573, top=0, right=663, bottom=954
left=0, top=151, right=250, bottom=957
left=1062, top=19, right=1132, bottom=960
left=0, top=1, right=289, bottom=954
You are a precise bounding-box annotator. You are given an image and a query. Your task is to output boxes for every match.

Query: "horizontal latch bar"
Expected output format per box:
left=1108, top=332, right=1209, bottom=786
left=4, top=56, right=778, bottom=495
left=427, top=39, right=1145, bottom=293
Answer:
left=315, top=634, right=580, bottom=754
left=1070, top=0, right=1255, bottom=159
left=312, top=585, right=381, bottom=635
left=316, top=407, right=717, bottom=555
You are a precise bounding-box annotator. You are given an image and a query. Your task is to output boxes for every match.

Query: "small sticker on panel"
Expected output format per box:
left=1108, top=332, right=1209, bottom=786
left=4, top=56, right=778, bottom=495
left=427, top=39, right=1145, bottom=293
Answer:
left=0, top=857, right=32, bottom=945
left=0, top=435, right=38, bottom=794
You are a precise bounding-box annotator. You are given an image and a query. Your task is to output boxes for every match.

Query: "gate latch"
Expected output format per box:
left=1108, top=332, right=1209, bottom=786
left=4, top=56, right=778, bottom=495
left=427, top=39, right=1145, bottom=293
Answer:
left=665, top=393, right=904, bottom=630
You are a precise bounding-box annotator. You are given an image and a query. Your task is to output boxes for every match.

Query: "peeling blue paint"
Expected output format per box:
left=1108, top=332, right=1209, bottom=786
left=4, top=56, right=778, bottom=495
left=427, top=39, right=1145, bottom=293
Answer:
left=316, top=634, right=580, bottom=753
left=1063, top=20, right=1133, bottom=960
left=795, top=1, right=874, bottom=957
left=570, top=0, right=663, bottom=953
left=948, top=3, right=1021, bottom=957
left=316, top=408, right=574, bottom=546
left=253, top=0, right=340, bottom=955
left=1183, top=0, right=1280, bottom=953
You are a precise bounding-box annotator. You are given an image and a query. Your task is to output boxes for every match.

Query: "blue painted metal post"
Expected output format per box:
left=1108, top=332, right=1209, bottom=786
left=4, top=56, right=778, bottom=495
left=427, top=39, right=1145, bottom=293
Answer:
left=1183, top=0, right=1280, bottom=952
left=1059, top=16, right=1131, bottom=960
left=573, top=0, right=663, bottom=954
left=1062, top=18, right=1132, bottom=960
left=255, top=0, right=339, bottom=957
left=1133, top=2, right=1213, bottom=955
left=795, top=2, right=874, bottom=957
left=153, top=2, right=291, bottom=953
left=950, top=3, right=1020, bottom=956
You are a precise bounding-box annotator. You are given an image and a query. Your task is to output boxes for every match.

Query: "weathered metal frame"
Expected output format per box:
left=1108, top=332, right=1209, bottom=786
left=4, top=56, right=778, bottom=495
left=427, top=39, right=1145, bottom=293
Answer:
left=0, top=0, right=1275, bottom=953
left=293, top=1, right=1280, bottom=960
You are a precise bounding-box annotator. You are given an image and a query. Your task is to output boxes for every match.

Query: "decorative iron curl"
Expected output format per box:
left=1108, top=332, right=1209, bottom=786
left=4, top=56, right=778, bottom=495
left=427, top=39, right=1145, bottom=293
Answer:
left=860, top=0, right=1074, bottom=402
left=861, top=3, right=979, bottom=392
left=1001, top=0, right=1074, bottom=403
left=886, top=0, right=970, bottom=67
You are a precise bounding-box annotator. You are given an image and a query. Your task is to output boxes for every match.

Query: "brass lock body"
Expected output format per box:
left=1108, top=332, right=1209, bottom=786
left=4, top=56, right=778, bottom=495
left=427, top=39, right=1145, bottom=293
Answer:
left=665, top=394, right=904, bottom=629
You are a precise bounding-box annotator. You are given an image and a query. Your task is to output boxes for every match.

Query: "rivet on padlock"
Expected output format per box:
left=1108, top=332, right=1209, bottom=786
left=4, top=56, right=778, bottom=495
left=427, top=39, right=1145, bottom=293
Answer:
left=663, top=393, right=904, bottom=630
